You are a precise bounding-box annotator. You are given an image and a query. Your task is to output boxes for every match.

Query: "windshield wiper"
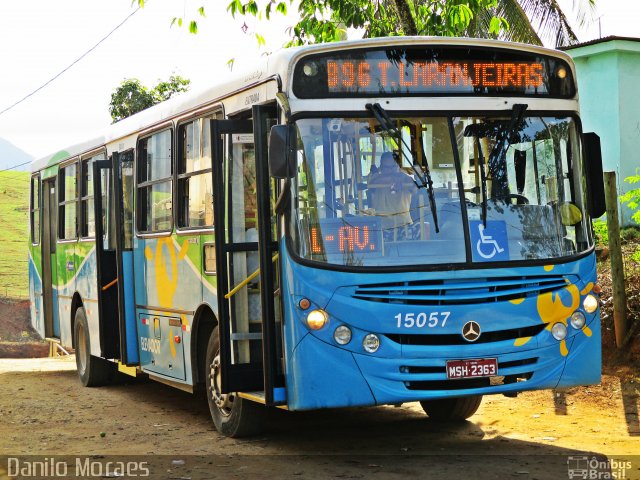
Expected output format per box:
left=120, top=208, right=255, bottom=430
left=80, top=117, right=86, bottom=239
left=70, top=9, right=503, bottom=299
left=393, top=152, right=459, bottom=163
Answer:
left=488, top=103, right=528, bottom=199
left=464, top=104, right=528, bottom=227
left=365, top=102, right=439, bottom=233
left=474, top=136, right=489, bottom=228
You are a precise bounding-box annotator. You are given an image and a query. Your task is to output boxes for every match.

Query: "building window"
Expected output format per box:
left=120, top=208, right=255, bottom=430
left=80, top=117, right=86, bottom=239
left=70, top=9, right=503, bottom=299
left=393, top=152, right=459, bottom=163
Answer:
left=30, top=175, right=40, bottom=244
left=177, top=117, right=214, bottom=228
left=137, top=129, right=173, bottom=233
left=80, top=152, right=106, bottom=238
left=58, top=162, right=78, bottom=240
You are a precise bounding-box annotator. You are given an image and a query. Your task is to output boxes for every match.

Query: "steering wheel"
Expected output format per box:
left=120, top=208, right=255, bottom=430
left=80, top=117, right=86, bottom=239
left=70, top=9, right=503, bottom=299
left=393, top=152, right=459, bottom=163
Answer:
left=495, top=193, right=530, bottom=205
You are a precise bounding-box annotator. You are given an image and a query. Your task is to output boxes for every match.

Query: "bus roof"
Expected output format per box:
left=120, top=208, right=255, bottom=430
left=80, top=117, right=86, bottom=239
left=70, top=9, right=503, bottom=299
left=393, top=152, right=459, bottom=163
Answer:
left=31, top=36, right=573, bottom=172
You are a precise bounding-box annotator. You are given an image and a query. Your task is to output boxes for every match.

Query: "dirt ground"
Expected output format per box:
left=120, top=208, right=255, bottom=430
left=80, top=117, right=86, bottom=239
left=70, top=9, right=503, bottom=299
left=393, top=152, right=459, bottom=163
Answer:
left=1, top=246, right=639, bottom=479
left=0, top=357, right=638, bottom=479
left=598, top=236, right=640, bottom=366
left=0, top=299, right=47, bottom=358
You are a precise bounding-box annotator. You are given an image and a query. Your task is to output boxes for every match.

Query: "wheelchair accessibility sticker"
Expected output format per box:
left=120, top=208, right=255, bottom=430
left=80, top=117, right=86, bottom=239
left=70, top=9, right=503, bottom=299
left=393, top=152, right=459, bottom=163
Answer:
left=470, top=221, right=509, bottom=261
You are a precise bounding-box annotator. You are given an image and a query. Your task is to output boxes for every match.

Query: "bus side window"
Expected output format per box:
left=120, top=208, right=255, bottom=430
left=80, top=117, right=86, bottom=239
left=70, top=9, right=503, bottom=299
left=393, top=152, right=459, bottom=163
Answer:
left=177, top=117, right=215, bottom=229
left=58, top=161, right=78, bottom=240
left=80, top=151, right=106, bottom=239
left=137, top=129, right=173, bottom=233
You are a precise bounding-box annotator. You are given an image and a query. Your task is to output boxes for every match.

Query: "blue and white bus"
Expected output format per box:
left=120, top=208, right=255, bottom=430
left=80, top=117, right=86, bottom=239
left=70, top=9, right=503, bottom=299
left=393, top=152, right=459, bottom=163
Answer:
left=29, top=37, right=605, bottom=437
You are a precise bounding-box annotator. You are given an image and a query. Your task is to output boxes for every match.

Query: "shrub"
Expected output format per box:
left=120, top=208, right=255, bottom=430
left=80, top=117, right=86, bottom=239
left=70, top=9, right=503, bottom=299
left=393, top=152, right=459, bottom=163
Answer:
left=621, top=226, right=640, bottom=242
left=593, top=219, right=609, bottom=246
left=620, top=170, right=640, bottom=224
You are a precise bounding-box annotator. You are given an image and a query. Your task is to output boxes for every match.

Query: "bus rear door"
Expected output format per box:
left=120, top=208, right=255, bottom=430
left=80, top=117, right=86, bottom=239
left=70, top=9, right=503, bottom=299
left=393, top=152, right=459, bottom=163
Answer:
left=93, top=151, right=138, bottom=363
left=41, top=177, right=59, bottom=339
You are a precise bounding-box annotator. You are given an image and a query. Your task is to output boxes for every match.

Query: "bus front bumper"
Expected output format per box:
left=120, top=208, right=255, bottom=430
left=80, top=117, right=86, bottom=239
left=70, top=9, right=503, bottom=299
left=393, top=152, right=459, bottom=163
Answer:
left=285, top=315, right=600, bottom=410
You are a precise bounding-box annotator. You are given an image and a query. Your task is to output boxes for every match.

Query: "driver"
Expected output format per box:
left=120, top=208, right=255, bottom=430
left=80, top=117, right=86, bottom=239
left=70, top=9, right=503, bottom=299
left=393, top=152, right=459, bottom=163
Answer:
left=368, top=152, right=415, bottom=231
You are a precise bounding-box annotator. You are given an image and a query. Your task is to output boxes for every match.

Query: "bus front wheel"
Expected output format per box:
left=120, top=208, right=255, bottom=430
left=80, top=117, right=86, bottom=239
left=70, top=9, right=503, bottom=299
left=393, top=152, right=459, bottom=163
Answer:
left=420, top=395, right=483, bottom=421
left=73, top=307, right=114, bottom=387
left=205, top=327, right=264, bottom=437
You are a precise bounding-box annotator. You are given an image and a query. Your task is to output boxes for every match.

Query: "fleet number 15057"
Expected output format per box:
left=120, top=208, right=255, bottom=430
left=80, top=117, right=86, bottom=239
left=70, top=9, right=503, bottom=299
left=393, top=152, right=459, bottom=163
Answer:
left=395, top=312, right=451, bottom=329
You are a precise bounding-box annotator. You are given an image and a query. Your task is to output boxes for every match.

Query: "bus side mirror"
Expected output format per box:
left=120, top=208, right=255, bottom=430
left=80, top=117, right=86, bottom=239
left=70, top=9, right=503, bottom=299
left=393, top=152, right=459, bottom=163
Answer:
left=269, top=125, right=296, bottom=179
left=583, top=132, right=605, bottom=218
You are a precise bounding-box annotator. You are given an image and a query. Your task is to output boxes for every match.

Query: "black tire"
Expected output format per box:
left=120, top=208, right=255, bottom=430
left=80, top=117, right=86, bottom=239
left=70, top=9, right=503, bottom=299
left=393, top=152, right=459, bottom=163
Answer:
left=205, top=327, right=264, bottom=437
left=420, top=395, right=483, bottom=421
left=74, top=307, right=114, bottom=387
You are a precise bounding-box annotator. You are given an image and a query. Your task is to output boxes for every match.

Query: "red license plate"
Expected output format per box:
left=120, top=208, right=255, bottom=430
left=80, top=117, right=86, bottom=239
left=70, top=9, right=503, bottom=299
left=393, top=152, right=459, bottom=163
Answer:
left=446, top=358, right=498, bottom=379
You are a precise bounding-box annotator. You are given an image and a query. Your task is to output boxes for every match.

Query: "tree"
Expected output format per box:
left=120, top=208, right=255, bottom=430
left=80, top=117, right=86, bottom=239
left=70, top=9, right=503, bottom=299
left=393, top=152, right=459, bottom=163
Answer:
left=229, top=0, right=508, bottom=45
left=143, top=0, right=595, bottom=49
left=469, top=0, right=596, bottom=48
left=109, top=75, right=190, bottom=123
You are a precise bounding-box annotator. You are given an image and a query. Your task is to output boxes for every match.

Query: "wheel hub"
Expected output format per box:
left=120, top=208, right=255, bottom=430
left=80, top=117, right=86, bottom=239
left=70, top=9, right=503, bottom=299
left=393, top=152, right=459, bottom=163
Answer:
left=77, top=326, right=87, bottom=375
left=209, top=354, right=234, bottom=416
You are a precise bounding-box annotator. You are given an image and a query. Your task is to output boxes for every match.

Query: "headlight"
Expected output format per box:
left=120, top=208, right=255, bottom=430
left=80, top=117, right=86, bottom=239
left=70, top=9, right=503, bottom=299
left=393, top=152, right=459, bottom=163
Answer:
left=551, top=322, right=567, bottom=341
left=306, top=309, right=328, bottom=330
left=363, top=334, right=380, bottom=353
left=583, top=294, right=599, bottom=314
left=570, top=311, right=586, bottom=329
left=333, top=326, right=352, bottom=345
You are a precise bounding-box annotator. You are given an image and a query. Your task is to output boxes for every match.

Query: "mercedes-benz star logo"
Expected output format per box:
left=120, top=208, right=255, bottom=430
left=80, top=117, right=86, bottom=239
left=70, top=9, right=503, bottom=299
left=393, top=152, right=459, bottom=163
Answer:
left=462, top=321, right=481, bottom=342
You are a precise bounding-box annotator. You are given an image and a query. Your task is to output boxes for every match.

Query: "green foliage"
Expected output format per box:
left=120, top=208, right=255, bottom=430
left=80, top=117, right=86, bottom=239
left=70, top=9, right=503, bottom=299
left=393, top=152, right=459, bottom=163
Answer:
left=621, top=226, right=640, bottom=242
left=138, top=0, right=594, bottom=48
left=632, top=245, right=640, bottom=264
left=226, top=0, right=506, bottom=46
left=620, top=170, right=640, bottom=225
left=109, top=75, right=190, bottom=123
left=0, top=171, right=29, bottom=299
left=593, top=219, right=608, bottom=247
left=152, top=75, right=191, bottom=102
left=108, top=79, right=154, bottom=123
left=140, top=0, right=207, bottom=34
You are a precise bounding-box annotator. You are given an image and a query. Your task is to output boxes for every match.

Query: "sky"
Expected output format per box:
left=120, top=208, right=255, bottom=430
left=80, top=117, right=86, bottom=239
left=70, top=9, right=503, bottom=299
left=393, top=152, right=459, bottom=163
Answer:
left=0, top=0, right=639, bottom=163
left=0, top=0, right=295, bottom=161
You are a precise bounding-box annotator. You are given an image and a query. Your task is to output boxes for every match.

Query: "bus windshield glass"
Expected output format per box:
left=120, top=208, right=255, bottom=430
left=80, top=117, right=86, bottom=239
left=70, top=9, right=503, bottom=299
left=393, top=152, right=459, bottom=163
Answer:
left=289, top=115, right=592, bottom=268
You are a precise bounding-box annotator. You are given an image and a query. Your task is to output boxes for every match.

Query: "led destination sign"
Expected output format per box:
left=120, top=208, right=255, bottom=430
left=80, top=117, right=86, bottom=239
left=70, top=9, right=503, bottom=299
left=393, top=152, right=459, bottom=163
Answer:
left=327, top=60, right=544, bottom=91
left=309, top=218, right=382, bottom=256
left=293, top=46, right=574, bottom=98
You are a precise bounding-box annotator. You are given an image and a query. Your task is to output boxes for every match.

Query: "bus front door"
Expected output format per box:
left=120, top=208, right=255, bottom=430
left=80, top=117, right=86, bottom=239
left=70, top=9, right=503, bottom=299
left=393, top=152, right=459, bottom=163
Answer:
left=211, top=106, right=282, bottom=404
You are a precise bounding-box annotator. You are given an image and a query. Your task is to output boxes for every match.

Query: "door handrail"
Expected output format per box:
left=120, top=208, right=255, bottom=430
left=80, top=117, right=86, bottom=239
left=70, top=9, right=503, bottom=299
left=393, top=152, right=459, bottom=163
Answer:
left=102, top=277, right=118, bottom=291
left=224, top=254, right=279, bottom=300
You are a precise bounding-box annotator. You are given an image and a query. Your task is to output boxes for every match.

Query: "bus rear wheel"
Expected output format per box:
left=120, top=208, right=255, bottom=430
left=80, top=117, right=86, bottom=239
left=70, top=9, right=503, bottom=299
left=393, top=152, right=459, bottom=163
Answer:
left=420, top=395, right=483, bottom=421
left=74, top=307, right=114, bottom=387
left=205, top=327, right=264, bottom=437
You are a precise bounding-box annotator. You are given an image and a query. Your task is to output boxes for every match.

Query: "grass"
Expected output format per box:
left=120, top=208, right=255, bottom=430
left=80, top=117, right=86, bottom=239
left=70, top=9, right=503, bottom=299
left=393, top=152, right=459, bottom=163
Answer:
left=0, top=171, right=30, bottom=299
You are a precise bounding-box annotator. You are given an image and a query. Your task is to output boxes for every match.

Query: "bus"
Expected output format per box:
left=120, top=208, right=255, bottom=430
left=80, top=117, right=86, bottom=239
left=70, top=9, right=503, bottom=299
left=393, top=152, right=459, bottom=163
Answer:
left=28, top=37, right=605, bottom=437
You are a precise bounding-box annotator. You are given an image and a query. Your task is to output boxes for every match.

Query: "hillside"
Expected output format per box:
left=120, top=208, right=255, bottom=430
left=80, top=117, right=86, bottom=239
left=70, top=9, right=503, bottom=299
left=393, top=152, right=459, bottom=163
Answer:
left=0, top=138, right=33, bottom=171
left=0, top=170, right=30, bottom=299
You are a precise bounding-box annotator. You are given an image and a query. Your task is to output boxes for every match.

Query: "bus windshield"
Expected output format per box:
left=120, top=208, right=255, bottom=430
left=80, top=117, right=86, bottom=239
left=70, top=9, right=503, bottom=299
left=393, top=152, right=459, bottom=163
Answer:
left=290, top=114, right=592, bottom=268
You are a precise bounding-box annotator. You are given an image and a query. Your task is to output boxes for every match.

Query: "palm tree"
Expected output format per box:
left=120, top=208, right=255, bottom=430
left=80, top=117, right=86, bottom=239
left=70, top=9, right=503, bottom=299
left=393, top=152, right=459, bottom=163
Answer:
left=356, top=0, right=597, bottom=48
left=384, top=0, right=596, bottom=47
left=468, top=0, right=597, bottom=48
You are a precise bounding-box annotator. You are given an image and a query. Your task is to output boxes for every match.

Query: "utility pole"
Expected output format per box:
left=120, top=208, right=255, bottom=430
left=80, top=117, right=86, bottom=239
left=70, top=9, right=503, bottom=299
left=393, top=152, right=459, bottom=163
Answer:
left=604, top=171, right=627, bottom=348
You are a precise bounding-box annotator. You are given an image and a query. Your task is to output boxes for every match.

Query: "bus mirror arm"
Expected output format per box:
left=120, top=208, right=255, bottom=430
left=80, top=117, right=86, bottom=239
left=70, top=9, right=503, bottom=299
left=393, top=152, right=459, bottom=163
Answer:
left=275, top=177, right=291, bottom=215
left=269, top=124, right=296, bottom=179
left=583, top=132, right=605, bottom=219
